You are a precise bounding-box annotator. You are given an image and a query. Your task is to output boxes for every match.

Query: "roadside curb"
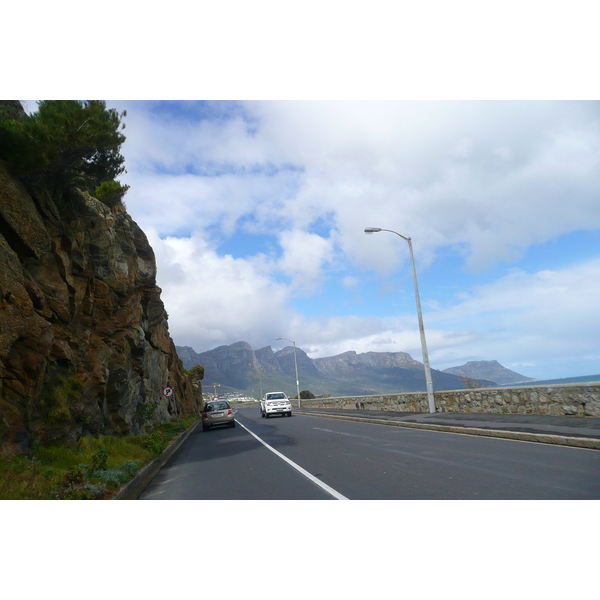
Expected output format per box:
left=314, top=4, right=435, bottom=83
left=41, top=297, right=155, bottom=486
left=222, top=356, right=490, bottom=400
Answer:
left=294, top=411, right=600, bottom=450
left=113, top=419, right=202, bottom=500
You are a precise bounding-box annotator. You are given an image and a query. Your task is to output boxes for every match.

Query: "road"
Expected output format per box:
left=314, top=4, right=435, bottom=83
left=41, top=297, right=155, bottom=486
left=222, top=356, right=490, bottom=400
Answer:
left=138, top=405, right=600, bottom=500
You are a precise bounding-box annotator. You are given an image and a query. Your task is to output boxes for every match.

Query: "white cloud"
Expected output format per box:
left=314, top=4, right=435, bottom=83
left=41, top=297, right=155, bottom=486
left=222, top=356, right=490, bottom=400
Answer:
left=123, top=102, right=600, bottom=262
left=283, top=258, right=600, bottom=378
left=342, top=276, right=360, bottom=288
left=276, top=229, right=334, bottom=292
left=426, top=258, right=600, bottom=372
left=116, top=100, right=600, bottom=379
left=146, top=229, right=295, bottom=351
left=235, top=101, right=600, bottom=273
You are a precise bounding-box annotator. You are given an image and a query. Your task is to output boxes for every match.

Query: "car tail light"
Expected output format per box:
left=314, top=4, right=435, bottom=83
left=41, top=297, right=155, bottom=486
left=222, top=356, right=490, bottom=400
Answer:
left=228, top=408, right=233, bottom=415
left=202, top=412, right=207, bottom=418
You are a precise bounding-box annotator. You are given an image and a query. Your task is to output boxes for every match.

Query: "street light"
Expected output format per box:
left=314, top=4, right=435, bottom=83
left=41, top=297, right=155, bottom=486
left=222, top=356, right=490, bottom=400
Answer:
left=276, top=337, right=301, bottom=407
left=364, top=227, right=436, bottom=413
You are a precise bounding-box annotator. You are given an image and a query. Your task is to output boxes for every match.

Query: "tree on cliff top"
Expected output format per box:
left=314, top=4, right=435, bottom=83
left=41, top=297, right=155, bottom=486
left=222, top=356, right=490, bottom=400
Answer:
left=189, top=365, right=205, bottom=381
left=0, top=100, right=129, bottom=204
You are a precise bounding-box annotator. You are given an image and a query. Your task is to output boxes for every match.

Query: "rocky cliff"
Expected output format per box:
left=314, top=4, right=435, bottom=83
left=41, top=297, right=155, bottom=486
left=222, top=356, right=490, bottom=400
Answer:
left=0, top=157, right=202, bottom=450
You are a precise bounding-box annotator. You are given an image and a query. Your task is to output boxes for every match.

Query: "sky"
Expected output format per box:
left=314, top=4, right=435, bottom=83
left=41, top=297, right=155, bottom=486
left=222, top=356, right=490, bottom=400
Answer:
left=82, top=99, right=599, bottom=381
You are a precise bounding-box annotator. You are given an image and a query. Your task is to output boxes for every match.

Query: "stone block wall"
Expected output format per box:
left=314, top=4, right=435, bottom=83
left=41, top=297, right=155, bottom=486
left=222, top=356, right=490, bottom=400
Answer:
left=298, top=383, right=600, bottom=417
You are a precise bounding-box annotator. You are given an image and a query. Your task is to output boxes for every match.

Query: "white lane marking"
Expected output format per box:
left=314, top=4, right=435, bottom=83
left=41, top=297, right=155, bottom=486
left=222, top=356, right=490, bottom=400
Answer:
left=235, top=420, right=349, bottom=501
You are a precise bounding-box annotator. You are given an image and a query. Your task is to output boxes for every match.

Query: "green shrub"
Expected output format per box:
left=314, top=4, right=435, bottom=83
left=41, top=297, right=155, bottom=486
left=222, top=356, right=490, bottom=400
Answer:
left=89, top=447, right=108, bottom=473
left=135, top=402, right=157, bottom=424
left=92, top=468, right=130, bottom=487
left=144, top=430, right=166, bottom=456
left=53, top=480, right=108, bottom=500
left=78, top=449, right=144, bottom=488
left=189, top=365, right=205, bottom=381
left=118, top=459, right=143, bottom=477
left=93, top=179, right=130, bottom=207
left=40, top=374, right=84, bottom=422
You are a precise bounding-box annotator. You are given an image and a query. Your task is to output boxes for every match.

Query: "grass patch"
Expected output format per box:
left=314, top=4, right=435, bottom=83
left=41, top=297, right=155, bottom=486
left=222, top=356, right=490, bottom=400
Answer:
left=0, top=414, right=200, bottom=500
left=39, top=372, right=85, bottom=423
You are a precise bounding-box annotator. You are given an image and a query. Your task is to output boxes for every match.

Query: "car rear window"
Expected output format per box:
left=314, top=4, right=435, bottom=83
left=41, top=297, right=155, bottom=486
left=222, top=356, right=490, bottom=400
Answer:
left=205, top=402, right=229, bottom=411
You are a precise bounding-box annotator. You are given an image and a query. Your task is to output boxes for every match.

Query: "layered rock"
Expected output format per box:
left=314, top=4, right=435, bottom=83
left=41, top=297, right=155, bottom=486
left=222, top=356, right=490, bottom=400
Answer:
left=0, top=158, right=202, bottom=449
left=254, top=345, right=283, bottom=374
left=274, top=346, right=319, bottom=377
left=194, top=341, right=260, bottom=390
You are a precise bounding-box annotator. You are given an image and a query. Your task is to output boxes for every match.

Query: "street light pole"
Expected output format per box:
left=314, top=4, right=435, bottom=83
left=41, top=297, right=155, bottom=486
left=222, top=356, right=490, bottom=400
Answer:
left=276, top=337, right=301, bottom=407
left=364, top=227, right=436, bottom=414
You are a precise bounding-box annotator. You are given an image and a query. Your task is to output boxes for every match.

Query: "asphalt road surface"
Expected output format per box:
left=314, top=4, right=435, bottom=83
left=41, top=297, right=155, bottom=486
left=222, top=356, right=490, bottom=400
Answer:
left=138, top=405, right=600, bottom=500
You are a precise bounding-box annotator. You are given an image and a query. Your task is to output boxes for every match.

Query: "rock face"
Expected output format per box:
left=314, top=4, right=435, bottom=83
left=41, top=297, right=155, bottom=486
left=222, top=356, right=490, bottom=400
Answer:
left=442, top=360, right=537, bottom=385
left=0, top=158, right=202, bottom=449
left=313, top=351, right=423, bottom=374
left=254, top=345, right=282, bottom=374
left=275, top=346, right=320, bottom=377
left=194, top=341, right=260, bottom=390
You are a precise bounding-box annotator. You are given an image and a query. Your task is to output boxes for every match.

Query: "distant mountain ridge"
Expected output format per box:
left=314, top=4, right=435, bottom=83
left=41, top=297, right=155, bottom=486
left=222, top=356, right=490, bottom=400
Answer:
left=314, top=350, right=422, bottom=373
left=176, top=342, right=529, bottom=397
left=442, top=360, right=537, bottom=385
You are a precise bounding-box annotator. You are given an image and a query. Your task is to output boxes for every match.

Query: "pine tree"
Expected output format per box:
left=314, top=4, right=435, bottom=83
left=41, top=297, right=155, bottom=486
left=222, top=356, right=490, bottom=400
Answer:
left=0, top=100, right=128, bottom=200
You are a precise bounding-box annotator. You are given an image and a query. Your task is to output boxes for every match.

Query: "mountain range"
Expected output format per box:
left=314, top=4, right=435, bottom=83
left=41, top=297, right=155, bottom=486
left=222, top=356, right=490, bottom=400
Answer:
left=176, top=342, right=536, bottom=397
left=442, top=360, right=536, bottom=385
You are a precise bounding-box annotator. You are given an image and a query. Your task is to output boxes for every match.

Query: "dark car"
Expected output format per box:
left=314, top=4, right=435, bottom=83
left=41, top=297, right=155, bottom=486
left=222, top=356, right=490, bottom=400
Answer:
left=202, top=400, right=235, bottom=431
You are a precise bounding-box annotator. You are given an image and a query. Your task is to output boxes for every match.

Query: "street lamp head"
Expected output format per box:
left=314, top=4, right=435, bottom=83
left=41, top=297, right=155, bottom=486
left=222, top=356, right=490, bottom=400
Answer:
left=364, top=227, right=382, bottom=234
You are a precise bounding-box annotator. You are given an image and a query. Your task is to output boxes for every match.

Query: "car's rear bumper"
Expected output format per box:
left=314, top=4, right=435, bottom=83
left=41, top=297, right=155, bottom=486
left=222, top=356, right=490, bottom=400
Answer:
left=203, top=417, right=235, bottom=426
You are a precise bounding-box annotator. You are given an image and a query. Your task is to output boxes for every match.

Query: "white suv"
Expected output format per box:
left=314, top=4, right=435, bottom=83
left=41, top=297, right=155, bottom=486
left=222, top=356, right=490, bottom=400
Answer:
left=261, top=392, right=293, bottom=418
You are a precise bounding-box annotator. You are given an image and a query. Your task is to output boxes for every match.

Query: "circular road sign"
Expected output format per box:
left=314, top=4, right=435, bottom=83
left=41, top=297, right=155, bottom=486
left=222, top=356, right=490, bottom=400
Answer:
left=162, top=387, right=174, bottom=397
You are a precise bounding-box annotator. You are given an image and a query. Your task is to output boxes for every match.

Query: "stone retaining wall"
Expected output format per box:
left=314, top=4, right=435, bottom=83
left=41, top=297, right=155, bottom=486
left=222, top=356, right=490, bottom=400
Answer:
left=299, top=383, right=600, bottom=417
